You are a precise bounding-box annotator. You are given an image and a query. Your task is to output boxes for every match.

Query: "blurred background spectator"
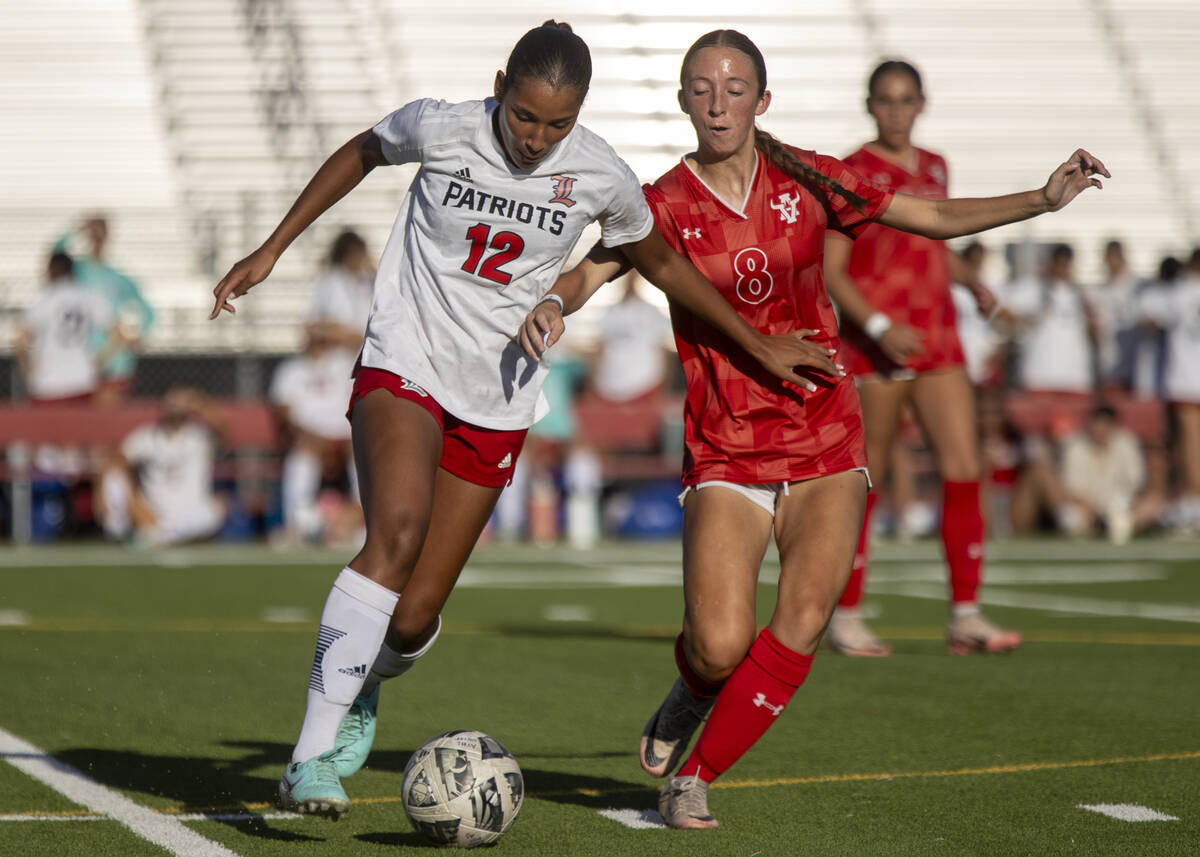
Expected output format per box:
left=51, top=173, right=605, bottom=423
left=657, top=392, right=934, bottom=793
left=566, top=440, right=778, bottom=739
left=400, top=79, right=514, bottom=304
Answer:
left=53, top=215, right=154, bottom=403
left=95, top=387, right=227, bottom=545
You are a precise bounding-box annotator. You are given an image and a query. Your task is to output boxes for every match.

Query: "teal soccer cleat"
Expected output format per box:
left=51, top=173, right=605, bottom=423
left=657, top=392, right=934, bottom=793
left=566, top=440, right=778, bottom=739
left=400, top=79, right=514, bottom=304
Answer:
left=331, top=683, right=380, bottom=778
left=278, top=750, right=350, bottom=820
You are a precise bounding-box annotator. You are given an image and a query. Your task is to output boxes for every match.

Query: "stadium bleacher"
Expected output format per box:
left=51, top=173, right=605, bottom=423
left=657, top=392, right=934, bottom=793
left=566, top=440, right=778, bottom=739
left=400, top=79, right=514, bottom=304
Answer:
left=1, top=1, right=1197, bottom=357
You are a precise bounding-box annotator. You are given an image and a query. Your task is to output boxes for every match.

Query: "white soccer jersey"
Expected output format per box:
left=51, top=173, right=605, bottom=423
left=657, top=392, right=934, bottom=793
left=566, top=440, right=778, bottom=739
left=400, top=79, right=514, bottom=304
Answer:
left=594, top=295, right=675, bottom=401
left=21, top=282, right=112, bottom=398
left=122, top=422, right=217, bottom=517
left=309, top=267, right=373, bottom=339
left=270, top=350, right=355, bottom=440
left=361, top=97, right=654, bottom=430
left=1162, top=275, right=1200, bottom=403
left=1008, top=277, right=1094, bottom=394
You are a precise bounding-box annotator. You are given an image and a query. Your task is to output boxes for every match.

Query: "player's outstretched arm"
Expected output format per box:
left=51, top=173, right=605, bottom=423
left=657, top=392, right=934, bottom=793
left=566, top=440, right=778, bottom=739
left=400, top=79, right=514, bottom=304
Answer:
left=823, top=233, right=924, bottom=364
left=210, top=130, right=389, bottom=319
left=880, top=149, right=1110, bottom=241
left=621, top=228, right=841, bottom=391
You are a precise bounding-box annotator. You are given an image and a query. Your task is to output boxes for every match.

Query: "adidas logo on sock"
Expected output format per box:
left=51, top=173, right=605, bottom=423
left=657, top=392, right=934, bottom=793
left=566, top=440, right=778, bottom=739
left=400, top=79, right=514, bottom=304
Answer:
left=454, top=166, right=473, bottom=183
left=338, top=664, right=368, bottom=678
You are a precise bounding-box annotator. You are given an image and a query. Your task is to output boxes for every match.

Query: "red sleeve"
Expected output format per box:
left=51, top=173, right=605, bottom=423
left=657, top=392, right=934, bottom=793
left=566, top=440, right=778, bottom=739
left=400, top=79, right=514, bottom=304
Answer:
left=642, top=182, right=686, bottom=255
left=809, top=152, right=894, bottom=239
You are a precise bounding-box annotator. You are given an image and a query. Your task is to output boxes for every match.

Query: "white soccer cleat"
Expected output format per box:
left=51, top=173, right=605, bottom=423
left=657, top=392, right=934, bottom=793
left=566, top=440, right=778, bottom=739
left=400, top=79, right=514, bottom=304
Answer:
left=825, top=611, right=892, bottom=657
left=657, top=775, right=719, bottom=830
left=946, top=611, right=1022, bottom=655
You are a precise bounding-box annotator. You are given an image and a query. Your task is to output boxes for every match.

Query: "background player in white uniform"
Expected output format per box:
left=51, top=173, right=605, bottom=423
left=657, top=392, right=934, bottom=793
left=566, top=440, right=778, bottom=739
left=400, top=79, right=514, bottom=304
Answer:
left=269, top=332, right=358, bottom=542
left=16, top=252, right=116, bottom=403
left=210, top=21, right=836, bottom=819
left=306, top=229, right=374, bottom=370
left=592, top=272, right=675, bottom=403
left=95, top=387, right=227, bottom=545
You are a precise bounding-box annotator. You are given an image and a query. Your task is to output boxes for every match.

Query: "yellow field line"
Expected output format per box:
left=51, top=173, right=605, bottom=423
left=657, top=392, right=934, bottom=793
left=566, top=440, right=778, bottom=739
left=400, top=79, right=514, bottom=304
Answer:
left=5, top=618, right=1200, bottom=647
left=4, top=748, right=1197, bottom=820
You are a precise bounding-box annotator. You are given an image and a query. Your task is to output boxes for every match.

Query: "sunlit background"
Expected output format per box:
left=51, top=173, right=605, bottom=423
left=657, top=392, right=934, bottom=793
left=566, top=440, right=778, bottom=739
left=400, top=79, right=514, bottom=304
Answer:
left=1, top=0, right=1197, bottom=354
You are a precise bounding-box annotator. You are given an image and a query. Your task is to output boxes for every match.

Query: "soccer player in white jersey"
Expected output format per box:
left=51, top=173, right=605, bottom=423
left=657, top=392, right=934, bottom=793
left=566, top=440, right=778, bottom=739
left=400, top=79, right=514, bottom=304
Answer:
left=95, top=388, right=228, bottom=545
left=210, top=21, right=838, bottom=819
left=269, top=332, right=358, bottom=542
left=307, top=229, right=374, bottom=365
left=16, top=253, right=117, bottom=404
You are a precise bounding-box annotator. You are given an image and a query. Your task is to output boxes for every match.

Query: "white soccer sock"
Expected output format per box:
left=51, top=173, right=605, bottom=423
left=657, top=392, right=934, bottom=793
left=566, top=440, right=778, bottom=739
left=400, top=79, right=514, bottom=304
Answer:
left=282, top=448, right=322, bottom=537
left=98, top=470, right=132, bottom=539
left=363, top=615, right=442, bottom=692
left=292, top=567, right=399, bottom=764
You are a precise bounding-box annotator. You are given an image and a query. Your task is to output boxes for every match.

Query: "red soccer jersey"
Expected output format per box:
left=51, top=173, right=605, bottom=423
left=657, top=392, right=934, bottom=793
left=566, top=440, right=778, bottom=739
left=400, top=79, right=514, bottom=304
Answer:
left=645, top=148, right=893, bottom=485
left=838, top=145, right=964, bottom=377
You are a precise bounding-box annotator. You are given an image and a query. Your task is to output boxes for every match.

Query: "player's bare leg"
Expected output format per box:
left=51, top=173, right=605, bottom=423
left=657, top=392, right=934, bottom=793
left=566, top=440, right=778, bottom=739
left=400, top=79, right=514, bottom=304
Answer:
left=654, top=487, right=771, bottom=827
left=1174, top=403, right=1200, bottom=531
left=334, top=467, right=503, bottom=778
left=662, top=471, right=866, bottom=830
left=911, top=369, right=1020, bottom=654
left=282, top=390, right=442, bottom=818
left=643, top=488, right=771, bottom=784
left=828, top=377, right=910, bottom=656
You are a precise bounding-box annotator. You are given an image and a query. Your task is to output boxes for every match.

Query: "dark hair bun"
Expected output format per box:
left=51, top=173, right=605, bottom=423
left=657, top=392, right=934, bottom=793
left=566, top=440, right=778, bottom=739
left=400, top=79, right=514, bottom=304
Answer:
left=542, top=19, right=572, bottom=32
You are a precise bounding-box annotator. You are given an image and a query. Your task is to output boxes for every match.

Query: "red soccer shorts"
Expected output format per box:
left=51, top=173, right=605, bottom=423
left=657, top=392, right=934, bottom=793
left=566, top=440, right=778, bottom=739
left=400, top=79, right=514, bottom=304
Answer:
left=348, top=366, right=526, bottom=488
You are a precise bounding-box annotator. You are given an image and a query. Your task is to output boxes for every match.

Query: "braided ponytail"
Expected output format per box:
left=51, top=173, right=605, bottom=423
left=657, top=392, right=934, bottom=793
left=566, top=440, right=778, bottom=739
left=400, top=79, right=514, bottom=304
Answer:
left=681, top=30, right=867, bottom=214
left=753, top=128, right=868, bottom=214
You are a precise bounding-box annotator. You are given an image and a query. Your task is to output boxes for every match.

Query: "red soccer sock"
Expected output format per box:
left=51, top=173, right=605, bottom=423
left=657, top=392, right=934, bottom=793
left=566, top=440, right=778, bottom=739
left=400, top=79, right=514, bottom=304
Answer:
left=674, top=633, right=724, bottom=700
left=677, top=627, right=814, bottom=783
left=942, top=480, right=984, bottom=605
left=837, top=492, right=877, bottom=609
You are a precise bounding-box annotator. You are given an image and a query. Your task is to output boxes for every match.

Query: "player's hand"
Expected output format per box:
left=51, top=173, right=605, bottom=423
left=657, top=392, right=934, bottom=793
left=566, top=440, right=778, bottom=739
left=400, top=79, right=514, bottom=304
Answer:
left=878, top=324, right=925, bottom=364
left=210, top=246, right=278, bottom=319
left=517, top=300, right=565, bottom=361
left=971, top=283, right=999, bottom=318
left=1041, top=149, right=1110, bottom=212
left=751, top=329, right=844, bottom=392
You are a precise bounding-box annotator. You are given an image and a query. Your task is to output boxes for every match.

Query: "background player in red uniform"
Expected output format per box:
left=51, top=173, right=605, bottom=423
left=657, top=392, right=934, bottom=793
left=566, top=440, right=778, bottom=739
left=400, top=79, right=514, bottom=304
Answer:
left=520, top=30, right=1107, bottom=830
left=823, top=61, right=1020, bottom=657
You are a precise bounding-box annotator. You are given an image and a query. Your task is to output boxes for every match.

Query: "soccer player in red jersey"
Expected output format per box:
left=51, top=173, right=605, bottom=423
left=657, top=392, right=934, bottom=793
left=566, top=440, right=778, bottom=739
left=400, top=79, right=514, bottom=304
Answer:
left=519, top=31, right=1107, bottom=829
left=823, top=61, right=1020, bottom=657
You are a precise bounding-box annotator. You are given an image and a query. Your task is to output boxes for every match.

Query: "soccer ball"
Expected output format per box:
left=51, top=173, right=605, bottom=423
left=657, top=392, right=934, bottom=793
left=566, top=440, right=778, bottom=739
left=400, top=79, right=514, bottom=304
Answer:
left=401, top=730, right=524, bottom=847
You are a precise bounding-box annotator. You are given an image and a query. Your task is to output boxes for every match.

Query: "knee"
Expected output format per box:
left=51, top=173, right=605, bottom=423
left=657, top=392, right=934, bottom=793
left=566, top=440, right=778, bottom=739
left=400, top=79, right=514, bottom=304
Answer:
left=359, top=507, right=430, bottom=577
left=687, top=625, right=755, bottom=682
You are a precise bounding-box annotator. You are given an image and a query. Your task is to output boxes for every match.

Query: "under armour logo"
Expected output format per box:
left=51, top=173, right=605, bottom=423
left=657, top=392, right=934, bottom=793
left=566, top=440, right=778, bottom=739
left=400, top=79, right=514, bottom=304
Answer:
left=769, top=191, right=802, bottom=225
left=682, top=227, right=702, bottom=239
left=967, top=542, right=983, bottom=560
left=549, top=174, right=577, bottom=207
left=752, top=692, right=784, bottom=717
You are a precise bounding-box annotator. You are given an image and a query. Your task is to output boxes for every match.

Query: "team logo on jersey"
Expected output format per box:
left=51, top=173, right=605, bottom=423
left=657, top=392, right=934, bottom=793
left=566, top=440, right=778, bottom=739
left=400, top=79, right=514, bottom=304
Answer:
left=769, top=191, right=802, bottom=225
left=549, top=174, right=577, bottom=207
left=682, top=227, right=703, bottom=240
left=399, top=378, right=428, bottom=397
left=928, top=162, right=947, bottom=186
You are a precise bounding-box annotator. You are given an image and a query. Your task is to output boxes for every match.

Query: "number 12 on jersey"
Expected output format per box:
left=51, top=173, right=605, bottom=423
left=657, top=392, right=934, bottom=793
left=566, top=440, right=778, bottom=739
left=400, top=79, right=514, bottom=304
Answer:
left=462, top=223, right=525, bottom=286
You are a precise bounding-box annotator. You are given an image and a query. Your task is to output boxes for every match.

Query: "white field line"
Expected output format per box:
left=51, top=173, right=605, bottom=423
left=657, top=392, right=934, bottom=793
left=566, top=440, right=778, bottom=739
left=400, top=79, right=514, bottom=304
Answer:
left=4, top=538, right=1200, bottom=569
left=597, top=808, right=667, bottom=829
left=0, top=811, right=299, bottom=823
left=1078, top=803, right=1179, bottom=822
left=0, top=726, right=241, bottom=856
left=872, top=581, right=1200, bottom=624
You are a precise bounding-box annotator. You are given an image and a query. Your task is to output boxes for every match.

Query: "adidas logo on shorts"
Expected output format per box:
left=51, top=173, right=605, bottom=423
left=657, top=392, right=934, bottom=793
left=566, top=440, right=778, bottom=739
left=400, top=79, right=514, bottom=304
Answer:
left=498, top=452, right=512, bottom=469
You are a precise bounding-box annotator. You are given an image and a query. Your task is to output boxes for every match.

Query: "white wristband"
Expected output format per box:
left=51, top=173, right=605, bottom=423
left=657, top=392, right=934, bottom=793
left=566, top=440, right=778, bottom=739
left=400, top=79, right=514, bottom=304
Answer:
left=536, top=293, right=565, bottom=314
left=864, top=312, right=892, bottom=340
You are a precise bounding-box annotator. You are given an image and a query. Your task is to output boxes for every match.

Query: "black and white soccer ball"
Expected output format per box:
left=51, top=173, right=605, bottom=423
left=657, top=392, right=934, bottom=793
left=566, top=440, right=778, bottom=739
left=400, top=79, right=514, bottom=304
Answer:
left=401, top=730, right=524, bottom=848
